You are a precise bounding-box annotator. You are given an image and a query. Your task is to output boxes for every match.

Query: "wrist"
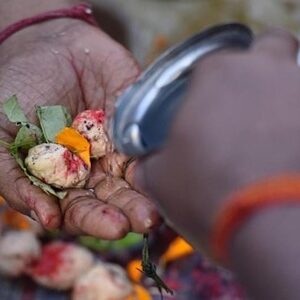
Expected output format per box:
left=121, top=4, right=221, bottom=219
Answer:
left=0, top=0, right=81, bottom=29
left=210, top=175, right=300, bottom=263
left=230, top=205, right=300, bottom=299
left=0, top=2, right=96, bottom=60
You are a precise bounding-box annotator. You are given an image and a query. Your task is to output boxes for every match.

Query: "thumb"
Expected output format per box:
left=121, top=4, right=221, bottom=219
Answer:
left=130, top=155, right=164, bottom=202
left=0, top=151, right=61, bottom=229
left=124, top=157, right=149, bottom=195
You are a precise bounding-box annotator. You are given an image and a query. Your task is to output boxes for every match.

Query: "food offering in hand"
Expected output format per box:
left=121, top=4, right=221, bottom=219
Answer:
left=0, top=95, right=173, bottom=298
left=0, top=95, right=109, bottom=199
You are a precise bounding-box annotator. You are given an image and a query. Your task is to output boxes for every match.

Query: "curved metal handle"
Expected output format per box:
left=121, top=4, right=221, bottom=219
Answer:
left=111, top=23, right=253, bottom=156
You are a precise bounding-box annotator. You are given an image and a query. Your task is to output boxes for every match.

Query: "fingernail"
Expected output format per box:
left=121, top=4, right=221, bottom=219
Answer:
left=144, top=218, right=153, bottom=229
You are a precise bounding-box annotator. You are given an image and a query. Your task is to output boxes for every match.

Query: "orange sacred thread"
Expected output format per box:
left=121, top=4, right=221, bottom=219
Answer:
left=211, top=175, right=300, bottom=263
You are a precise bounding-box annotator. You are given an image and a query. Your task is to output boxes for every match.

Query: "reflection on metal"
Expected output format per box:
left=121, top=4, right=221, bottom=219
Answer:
left=111, top=23, right=253, bottom=156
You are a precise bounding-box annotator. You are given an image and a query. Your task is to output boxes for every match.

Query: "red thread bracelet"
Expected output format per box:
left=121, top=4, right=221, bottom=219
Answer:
left=211, top=174, right=300, bottom=263
left=0, top=3, right=97, bottom=45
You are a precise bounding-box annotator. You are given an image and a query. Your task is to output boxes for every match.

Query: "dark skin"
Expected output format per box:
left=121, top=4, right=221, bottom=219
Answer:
left=137, top=30, right=300, bottom=299
left=0, top=0, right=160, bottom=238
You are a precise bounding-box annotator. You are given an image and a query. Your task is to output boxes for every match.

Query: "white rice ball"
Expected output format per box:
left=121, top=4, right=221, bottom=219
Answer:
left=25, top=143, right=90, bottom=188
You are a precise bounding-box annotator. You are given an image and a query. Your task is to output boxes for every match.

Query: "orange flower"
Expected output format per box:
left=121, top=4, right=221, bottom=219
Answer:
left=0, top=196, right=30, bottom=230
left=126, top=284, right=152, bottom=300
left=2, top=209, right=30, bottom=230
left=55, top=127, right=90, bottom=167
left=153, top=35, right=168, bottom=51
left=0, top=195, right=5, bottom=205
left=127, top=259, right=142, bottom=283
left=160, top=237, right=194, bottom=266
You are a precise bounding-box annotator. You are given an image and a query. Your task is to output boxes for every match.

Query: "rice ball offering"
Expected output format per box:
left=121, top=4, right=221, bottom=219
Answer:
left=0, top=231, right=41, bottom=277
left=25, top=143, right=90, bottom=189
left=72, top=263, right=133, bottom=300
left=72, top=110, right=108, bottom=159
left=28, top=241, right=94, bottom=290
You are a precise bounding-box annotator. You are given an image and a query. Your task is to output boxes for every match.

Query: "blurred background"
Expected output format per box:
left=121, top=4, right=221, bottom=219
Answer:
left=91, top=0, right=300, bottom=64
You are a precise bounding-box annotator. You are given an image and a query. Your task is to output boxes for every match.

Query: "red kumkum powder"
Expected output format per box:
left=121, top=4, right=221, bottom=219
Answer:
left=90, top=110, right=105, bottom=123
left=63, top=150, right=83, bottom=173
left=29, top=243, right=70, bottom=277
left=73, top=109, right=105, bottom=125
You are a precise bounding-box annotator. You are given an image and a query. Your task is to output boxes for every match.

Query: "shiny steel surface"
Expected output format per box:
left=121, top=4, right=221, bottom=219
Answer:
left=111, top=23, right=253, bottom=156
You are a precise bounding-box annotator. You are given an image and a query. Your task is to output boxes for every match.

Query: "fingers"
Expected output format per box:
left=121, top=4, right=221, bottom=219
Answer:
left=85, top=159, right=106, bottom=189
left=124, top=160, right=148, bottom=197
left=124, top=158, right=140, bottom=190
left=94, top=177, right=161, bottom=233
left=77, top=152, right=160, bottom=235
left=0, top=152, right=61, bottom=229
left=15, top=176, right=61, bottom=229
left=94, top=177, right=129, bottom=200
left=109, top=189, right=161, bottom=233
left=252, top=29, right=299, bottom=62
left=100, top=152, right=129, bottom=177
left=61, top=189, right=130, bottom=239
left=100, top=152, right=142, bottom=193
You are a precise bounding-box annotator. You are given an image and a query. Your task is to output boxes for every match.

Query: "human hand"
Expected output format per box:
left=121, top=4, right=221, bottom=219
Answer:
left=136, top=30, right=300, bottom=250
left=0, top=19, right=160, bottom=238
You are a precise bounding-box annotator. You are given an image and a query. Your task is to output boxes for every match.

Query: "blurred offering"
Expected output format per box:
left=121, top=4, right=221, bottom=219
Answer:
left=0, top=195, right=244, bottom=299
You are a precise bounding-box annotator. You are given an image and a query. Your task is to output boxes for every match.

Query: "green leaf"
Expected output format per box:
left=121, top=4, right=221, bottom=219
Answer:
left=11, top=150, right=67, bottom=200
left=79, top=236, right=112, bottom=252
left=3, top=95, right=28, bottom=124
left=27, top=175, right=68, bottom=200
left=0, top=139, right=11, bottom=148
left=62, top=106, right=72, bottom=127
left=11, top=124, right=43, bottom=150
left=115, top=232, right=143, bottom=249
left=36, top=105, right=71, bottom=142
left=79, top=233, right=143, bottom=252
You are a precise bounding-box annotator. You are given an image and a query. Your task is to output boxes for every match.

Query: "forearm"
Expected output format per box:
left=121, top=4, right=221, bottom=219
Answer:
left=230, top=205, right=300, bottom=300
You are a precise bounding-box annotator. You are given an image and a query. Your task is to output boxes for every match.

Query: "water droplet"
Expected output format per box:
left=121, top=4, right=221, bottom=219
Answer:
left=85, top=8, right=92, bottom=14
left=51, top=49, right=59, bottom=54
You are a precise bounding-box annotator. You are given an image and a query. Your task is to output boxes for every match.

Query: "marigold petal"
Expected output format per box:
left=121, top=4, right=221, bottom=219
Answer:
left=2, top=209, right=30, bottom=230
left=127, top=259, right=142, bottom=283
left=160, top=237, right=194, bottom=265
left=126, top=284, right=152, bottom=300
left=55, top=127, right=90, bottom=167
left=0, top=196, right=5, bottom=205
